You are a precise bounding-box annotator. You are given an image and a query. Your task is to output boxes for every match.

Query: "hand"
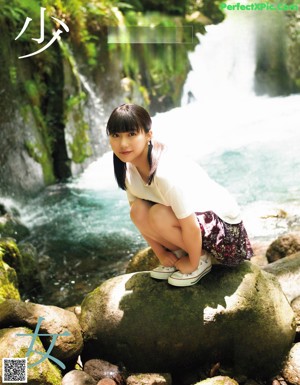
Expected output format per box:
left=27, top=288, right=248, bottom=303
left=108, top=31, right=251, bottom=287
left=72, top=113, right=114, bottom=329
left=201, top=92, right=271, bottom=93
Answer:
left=174, top=256, right=196, bottom=274
left=158, top=250, right=178, bottom=267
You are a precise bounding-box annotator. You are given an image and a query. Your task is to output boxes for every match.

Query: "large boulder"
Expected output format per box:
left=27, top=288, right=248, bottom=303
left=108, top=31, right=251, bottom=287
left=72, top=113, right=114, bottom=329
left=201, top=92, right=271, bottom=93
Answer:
left=80, top=262, right=295, bottom=378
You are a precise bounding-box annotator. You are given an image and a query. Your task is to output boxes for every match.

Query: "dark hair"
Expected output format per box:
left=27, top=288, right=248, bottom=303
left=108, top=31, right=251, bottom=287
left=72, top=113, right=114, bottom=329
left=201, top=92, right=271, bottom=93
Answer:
left=106, top=104, right=164, bottom=189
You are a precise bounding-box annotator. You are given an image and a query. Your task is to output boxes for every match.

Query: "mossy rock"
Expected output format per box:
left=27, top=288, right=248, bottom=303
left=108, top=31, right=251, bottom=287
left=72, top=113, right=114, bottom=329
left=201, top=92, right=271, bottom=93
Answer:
left=0, top=238, right=42, bottom=297
left=80, top=262, right=295, bottom=378
left=126, top=247, right=159, bottom=273
left=0, top=247, right=20, bottom=304
left=0, top=327, right=62, bottom=384
left=0, top=211, right=30, bottom=242
left=0, top=299, right=84, bottom=365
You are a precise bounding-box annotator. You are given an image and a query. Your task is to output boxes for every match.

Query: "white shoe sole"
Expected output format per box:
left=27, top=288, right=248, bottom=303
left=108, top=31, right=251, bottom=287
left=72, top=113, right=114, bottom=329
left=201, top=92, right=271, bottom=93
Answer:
left=168, top=264, right=212, bottom=287
left=150, top=267, right=177, bottom=280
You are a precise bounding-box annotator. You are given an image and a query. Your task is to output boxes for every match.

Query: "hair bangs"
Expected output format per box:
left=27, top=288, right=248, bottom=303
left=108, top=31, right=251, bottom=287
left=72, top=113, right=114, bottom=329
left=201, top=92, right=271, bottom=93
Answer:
left=106, top=109, right=142, bottom=136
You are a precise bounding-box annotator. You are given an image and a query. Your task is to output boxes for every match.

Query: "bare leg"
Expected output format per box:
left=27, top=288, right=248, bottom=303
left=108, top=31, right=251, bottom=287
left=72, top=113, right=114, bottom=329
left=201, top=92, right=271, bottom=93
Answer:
left=130, top=199, right=185, bottom=251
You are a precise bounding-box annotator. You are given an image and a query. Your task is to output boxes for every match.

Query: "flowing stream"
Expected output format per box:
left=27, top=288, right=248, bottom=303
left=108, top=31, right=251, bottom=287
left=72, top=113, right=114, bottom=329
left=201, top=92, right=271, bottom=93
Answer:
left=9, top=10, right=300, bottom=306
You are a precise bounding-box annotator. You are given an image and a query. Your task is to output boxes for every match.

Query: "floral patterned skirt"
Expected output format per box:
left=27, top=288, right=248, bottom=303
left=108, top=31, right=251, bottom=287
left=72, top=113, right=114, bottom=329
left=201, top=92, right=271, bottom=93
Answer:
left=195, top=211, right=253, bottom=266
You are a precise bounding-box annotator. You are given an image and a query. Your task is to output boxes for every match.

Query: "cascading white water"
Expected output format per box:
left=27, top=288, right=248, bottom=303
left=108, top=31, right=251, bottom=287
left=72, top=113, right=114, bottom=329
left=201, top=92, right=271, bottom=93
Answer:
left=181, top=11, right=256, bottom=104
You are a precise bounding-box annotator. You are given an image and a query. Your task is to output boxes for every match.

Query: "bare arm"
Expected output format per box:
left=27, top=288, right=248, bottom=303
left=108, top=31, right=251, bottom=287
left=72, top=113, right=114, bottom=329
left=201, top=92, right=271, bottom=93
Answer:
left=175, top=213, right=202, bottom=273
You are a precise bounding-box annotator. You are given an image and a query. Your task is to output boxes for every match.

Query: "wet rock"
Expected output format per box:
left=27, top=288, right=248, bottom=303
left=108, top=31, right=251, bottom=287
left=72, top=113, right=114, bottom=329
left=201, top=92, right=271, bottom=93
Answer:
left=0, top=327, right=62, bottom=384
left=266, top=234, right=300, bottom=262
left=80, top=262, right=295, bottom=378
left=126, top=373, right=172, bottom=385
left=0, top=299, right=83, bottom=364
left=0, top=247, right=20, bottom=303
left=263, top=252, right=300, bottom=302
left=281, top=343, right=300, bottom=385
left=0, top=204, right=30, bottom=242
left=83, top=359, right=125, bottom=384
left=62, top=369, right=97, bottom=385
left=194, top=376, right=238, bottom=385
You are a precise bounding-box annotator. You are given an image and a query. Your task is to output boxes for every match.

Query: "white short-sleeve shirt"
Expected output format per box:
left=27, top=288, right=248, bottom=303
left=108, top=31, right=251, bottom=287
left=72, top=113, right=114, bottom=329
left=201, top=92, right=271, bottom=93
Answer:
left=125, top=149, right=241, bottom=224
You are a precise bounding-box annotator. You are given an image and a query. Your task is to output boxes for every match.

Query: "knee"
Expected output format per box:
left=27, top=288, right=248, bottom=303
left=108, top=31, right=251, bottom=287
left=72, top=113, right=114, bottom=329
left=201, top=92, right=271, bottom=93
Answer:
left=130, top=199, right=149, bottom=225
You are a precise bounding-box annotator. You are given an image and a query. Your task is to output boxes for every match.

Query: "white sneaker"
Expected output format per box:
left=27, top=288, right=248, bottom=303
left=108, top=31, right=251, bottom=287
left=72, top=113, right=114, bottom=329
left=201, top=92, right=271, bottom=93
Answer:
left=168, top=254, right=212, bottom=287
left=150, top=265, right=177, bottom=280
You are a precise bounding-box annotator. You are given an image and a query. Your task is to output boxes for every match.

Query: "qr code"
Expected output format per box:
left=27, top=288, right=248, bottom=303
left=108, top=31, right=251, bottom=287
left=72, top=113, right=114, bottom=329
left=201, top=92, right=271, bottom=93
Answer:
left=2, top=358, right=27, bottom=383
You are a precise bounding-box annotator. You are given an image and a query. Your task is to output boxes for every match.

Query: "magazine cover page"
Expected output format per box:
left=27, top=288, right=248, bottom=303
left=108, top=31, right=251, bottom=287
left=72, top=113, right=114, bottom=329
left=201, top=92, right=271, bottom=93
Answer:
left=0, top=0, right=299, bottom=384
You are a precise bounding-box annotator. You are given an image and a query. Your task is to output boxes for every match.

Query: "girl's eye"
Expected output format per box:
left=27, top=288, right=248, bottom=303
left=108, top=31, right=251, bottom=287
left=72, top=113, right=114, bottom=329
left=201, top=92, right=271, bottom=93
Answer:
left=111, top=133, right=119, bottom=138
left=128, top=132, right=136, bottom=137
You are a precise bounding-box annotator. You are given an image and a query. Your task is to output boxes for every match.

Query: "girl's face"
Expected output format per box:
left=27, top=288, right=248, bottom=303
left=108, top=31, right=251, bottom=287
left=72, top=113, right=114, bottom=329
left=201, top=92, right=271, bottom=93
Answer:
left=109, top=129, right=152, bottom=166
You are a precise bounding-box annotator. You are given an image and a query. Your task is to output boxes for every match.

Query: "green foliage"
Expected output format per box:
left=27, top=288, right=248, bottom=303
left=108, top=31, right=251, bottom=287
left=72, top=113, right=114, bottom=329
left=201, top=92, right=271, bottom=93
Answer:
left=0, top=0, right=41, bottom=34
left=40, top=0, right=120, bottom=65
left=65, top=92, right=87, bottom=110
left=120, top=0, right=188, bottom=15
left=1, top=0, right=226, bottom=185
left=200, top=0, right=226, bottom=24
left=110, top=10, right=199, bottom=110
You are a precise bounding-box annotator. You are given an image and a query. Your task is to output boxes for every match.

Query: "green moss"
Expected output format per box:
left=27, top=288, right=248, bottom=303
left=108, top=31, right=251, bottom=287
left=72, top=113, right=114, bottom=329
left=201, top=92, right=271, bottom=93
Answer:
left=65, top=93, right=87, bottom=110
left=68, top=119, right=93, bottom=164
left=0, top=248, right=20, bottom=303
left=11, top=332, right=62, bottom=384
left=25, top=140, right=56, bottom=185
left=9, top=65, right=17, bottom=85
left=295, top=78, right=300, bottom=89
left=0, top=239, right=41, bottom=299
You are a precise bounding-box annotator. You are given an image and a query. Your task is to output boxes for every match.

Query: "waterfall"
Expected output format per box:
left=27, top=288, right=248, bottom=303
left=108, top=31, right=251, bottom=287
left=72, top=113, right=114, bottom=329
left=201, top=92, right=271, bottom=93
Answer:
left=181, top=11, right=256, bottom=104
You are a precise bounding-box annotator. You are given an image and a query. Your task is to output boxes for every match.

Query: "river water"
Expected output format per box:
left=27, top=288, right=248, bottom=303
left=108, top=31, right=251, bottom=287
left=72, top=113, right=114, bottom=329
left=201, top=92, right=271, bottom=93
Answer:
left=7, top=10, right=300, bottom=306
